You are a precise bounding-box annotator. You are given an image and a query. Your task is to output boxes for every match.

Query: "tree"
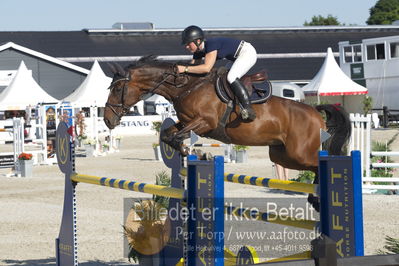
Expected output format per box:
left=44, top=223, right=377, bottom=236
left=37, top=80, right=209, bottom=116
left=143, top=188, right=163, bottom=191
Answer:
left=304, top=15, right=341, bottom=26
left=367, top=0, right=399, bottom=25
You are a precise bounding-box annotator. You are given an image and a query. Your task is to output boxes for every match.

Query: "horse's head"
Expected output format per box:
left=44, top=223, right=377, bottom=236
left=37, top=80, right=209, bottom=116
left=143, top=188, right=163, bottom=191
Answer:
left=104, top=63, right=139, bottom=129
left=104, top=57, right=185, bottom=129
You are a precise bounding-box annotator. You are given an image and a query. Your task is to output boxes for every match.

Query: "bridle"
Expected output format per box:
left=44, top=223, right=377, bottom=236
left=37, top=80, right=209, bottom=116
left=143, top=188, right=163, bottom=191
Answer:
left=105, top=65, right=189, bottom=119
left=105, top=77, right=131, bottom=119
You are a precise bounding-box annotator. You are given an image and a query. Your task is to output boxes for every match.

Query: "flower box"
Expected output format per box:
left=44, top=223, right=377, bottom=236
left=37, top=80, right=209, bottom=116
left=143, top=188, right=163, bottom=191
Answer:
left=153, top=145, right=162, bottom=161
left=84, top=144, right=95, bottom=157
left=19, top=158, right=33, bottom=177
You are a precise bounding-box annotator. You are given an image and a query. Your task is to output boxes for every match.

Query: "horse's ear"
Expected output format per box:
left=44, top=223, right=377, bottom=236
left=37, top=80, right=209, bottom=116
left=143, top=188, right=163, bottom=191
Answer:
left=173, top=64, right=179, bottom=74
left=115, top=63, right=128, bottom=77
left=107, top=62, right=117, bottom=74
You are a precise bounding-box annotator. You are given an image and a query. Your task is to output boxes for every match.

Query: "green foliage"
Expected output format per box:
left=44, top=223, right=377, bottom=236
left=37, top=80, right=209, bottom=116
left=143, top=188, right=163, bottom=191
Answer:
left=152, top=171, right=171, bottom=208
left=304, top=14, right=341, bottom=26
left=377, top=235, right=399, bottom=254
left=362, top=96, right=373, bottom=115
left=233, top=145, right=249, bottom=151
left=294, top=171, right=315, bottom=183
left=370, top=133, right=399, bottom=185
left=125, top=234, right=140, bottom=263
left=152, top=142, right=160, bottom=148
left=77, top=135, right=87, bottom=141
left=124, top=171, right=171, bottom=263
left=367, top=0, right=399, bottom=25
left=152, top=121, right=162, bottom=134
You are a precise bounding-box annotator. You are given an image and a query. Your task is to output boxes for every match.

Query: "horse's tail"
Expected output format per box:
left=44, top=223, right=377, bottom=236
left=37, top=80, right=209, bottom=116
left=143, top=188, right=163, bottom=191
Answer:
left=316, top=104, right=352, bottom=156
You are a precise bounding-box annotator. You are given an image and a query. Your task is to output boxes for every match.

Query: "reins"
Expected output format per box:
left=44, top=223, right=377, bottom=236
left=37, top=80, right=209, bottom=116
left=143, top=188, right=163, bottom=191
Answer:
left=105, top=65, right=189, bottom=118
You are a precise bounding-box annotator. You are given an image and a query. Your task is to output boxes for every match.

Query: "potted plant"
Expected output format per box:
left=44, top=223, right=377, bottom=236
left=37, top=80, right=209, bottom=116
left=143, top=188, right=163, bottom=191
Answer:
left=114, top=135, right=122, bottom=149
left=152, top=121, right=162, bottom=161
left=102, top=143, right=110, bottom=153
left=77, top=135, right=87, bottom=148
left=233, top=145, right=249, bottom=163
left=18, top=152, right=33, bottom=177
left=124, top=171, right=171, bottom=265
left=83, top=138, right=96, bottom=157
left=362, top=95, right=373, bottom=115
left=153, top=143, right=162, bottom=161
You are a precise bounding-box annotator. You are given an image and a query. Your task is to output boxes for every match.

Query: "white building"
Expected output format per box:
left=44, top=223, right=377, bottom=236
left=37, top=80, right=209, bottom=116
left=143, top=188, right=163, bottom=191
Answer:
left=339, top=35, right=399, bottom=109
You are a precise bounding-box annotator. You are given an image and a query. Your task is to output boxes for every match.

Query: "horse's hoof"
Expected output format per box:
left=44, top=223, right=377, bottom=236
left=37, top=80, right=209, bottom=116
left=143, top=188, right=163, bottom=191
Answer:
left=307, top=194, right=320, bottom=212
left=204, top=152, right=213, bottom=160
left=180, top=146, right=190, bottom=156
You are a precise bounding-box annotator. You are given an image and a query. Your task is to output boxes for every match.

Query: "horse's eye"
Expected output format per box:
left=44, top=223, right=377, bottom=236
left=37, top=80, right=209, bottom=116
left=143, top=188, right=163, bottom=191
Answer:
left=114, top=85, right=122, bottom=93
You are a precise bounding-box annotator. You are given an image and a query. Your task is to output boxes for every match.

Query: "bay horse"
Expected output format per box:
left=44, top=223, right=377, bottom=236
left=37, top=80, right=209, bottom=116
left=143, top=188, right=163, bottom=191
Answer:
left=104, top=56, right=351, bottom=210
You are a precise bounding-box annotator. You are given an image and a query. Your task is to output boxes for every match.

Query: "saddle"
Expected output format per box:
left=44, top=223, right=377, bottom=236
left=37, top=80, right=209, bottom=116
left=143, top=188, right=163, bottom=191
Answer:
left=215, top=67, right=272, bottom=104
left=205, top=67, right=273, bottom=144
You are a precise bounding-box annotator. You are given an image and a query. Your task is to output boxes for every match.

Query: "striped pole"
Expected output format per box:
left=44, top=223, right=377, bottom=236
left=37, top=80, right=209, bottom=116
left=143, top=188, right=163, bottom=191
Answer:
left=225, top=206, right=317, bottom=230
left=192, top=143, right=227, bottom=147
left=225, top=173, right=317, bottom=194
left=71, top=173, right=185, bottom=200
left=180, top=168, right=317, bottom=194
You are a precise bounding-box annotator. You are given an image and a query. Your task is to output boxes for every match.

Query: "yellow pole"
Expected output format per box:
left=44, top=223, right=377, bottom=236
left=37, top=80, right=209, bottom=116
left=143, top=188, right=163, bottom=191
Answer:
left=224, top=174, right=317, bottom=194
left=71, top=173, right=185, bottom=199
left=261, top=250, right=311, bottom=263
left=180, top=168, right=317, bottom=194
left=225, top=207, right=317, bottom=230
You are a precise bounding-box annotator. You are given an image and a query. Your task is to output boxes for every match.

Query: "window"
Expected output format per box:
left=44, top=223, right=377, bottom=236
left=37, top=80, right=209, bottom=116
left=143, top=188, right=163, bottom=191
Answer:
left=366, top=45, right=375, bottom=60
left=353, top=45, right=362, bottom=62
left=343, top=45, right=362, bottom=63
left=367, top=43, right=385, bottom=60
left=376, top=43, right=385, bottom=59
left=390, top=42, right=399, bottom=58
left=344, top=46, right=352, bottom=63
left=282, top=89, right=295, bottom=98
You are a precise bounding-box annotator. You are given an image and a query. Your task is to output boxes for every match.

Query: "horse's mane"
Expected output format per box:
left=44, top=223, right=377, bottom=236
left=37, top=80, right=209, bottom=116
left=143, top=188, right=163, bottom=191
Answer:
left=126, top=55, right=173, bottom=69
left=125, top=54, right=215, bottom=79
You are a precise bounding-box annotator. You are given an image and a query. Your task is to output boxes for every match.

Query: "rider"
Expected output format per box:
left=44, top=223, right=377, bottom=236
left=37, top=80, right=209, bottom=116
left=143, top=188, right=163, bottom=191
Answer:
left=177, top=25, right=257, bottom=121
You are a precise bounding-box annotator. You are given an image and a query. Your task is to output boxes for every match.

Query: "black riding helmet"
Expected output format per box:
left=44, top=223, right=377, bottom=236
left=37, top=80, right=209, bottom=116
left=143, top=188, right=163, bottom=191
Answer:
left=181, top=25, right=204, bottom=46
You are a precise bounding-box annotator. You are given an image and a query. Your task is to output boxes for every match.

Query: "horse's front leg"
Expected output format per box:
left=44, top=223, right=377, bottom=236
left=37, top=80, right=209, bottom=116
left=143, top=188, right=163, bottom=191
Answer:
left=307, top=170, right=320, bottom=212
left=160, top=122, right=190, bottom=155
left=161, top=119, right=212, bottom=155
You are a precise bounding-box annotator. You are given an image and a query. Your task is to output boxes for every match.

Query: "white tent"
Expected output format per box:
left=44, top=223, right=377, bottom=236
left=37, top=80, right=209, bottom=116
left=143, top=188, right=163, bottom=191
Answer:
left=62, top=60, right=112, bottom=107
left=0, top=61, right=58, bottom=110
left=302, top=47, right=368, bottom=113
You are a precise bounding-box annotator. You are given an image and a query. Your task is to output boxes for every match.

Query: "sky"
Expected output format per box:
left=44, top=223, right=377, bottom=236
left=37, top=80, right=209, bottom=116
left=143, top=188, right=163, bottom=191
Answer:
left=0, top=0, right=379, bottom=31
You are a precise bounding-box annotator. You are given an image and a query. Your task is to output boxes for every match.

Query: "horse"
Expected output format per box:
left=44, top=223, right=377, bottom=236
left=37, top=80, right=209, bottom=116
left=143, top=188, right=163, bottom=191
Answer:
left=104, top=56, right=351, bottom=210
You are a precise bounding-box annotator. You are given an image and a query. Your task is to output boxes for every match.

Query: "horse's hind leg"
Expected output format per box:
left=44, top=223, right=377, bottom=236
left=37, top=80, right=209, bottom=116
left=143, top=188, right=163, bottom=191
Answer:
left=269, top=145, right=320, bottom=212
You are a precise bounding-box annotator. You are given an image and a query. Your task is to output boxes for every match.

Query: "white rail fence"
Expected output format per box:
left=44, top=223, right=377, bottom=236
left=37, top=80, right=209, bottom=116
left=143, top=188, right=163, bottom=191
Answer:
left=349, top=113, right=399, bottom=191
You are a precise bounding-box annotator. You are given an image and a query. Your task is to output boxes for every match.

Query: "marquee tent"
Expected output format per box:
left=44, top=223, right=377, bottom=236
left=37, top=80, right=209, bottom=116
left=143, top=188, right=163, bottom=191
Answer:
left=62, top=60, right=112, bottom=107
left=302, top=47, right=368, bottom=113
left=0, top=61, right=58, bottom=110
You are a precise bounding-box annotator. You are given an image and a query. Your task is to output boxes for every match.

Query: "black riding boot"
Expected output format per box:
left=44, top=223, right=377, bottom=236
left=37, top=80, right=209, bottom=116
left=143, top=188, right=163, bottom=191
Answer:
left=230, top=78, right=256, bottom=121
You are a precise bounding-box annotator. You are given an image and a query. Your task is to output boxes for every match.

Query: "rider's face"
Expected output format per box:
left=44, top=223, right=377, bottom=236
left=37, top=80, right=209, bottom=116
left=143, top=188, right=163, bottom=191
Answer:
left=185, top=41, right=198, bottom=53
left=185, top=39, right=202, bottom=53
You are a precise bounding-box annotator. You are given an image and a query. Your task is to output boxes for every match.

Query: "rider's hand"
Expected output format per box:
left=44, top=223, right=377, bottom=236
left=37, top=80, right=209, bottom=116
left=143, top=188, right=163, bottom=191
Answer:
left=177, top=65, right=186, bottom=73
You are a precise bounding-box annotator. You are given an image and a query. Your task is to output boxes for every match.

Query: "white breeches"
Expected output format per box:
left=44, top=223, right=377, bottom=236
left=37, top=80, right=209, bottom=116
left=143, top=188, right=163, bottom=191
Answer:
left=227, top=42, right=257, bottom=84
